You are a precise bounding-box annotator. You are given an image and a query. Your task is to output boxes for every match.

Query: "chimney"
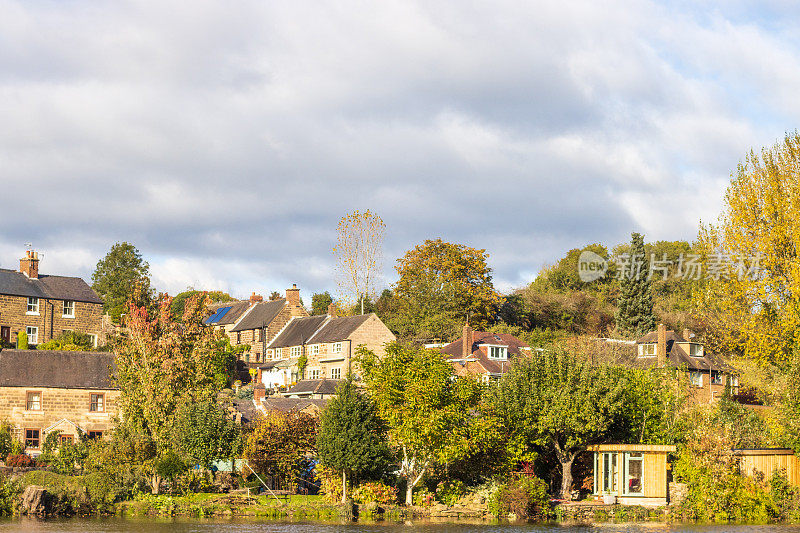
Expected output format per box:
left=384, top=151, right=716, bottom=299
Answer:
left=286, top=284, right=304, bottom=316
left=250, top=292, right=263, bottom=304
left=656, top=323, right=667, bottom=367
left=328, top=302, right=337, bottom=317
left=682, top=328, right=692, bottom=341
left=254, top=381, right=266, bottom=402
left=462, top=322, right=473, bottom=358
left=19, top=250, right=39, bottom=279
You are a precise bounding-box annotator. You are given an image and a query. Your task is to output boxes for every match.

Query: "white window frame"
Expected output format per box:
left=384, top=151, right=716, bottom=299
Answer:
left=485, top=345, right=508, bottom=360
left=290, top=346, right=302, bottom=358
left=638, top=343, right=656, bottom=357
left=330, top=367, right=342, bottom=380
left=332, top=342, right=342, bottom=353
left=309, top=368, right=321, bottom=380
left=689, top=343, right=704, bottom=357
left=690, top=371, right=703, bottom=387
left=710, top=370, right=723, bottom=385
left=87, top=333, right=98, bottom=348
left=62, top=300, right=75, bottom=318
left=26, top=326, right=39, bottom=344
left=27, top=297, right=40, bottom=315
left=311, top=344, right=320, bottom=356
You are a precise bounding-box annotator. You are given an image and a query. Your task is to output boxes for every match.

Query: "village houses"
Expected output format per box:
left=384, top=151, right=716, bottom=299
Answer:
left=0, top=251, right=104, bottom=347
left=441, top=322, right=532, bottom=381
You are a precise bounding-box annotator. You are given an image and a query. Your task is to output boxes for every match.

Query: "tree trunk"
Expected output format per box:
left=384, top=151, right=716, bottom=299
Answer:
left=559, top=457, right=574, bottom=500
left=151, top=474, right=162, bottom=495
left=405, top=481, right=413, bottom=506
left=341, top=470, right=347, bottom=503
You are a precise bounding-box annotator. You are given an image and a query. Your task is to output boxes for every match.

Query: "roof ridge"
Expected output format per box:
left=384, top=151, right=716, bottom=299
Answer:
left=305, top=315, right=334, bottom=344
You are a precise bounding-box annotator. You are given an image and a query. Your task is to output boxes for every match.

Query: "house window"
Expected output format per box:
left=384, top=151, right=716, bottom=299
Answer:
left=332, top=342, right=342, bottom=353
left=689, top=343, right=704, bottom=357
left=90, top=393, right=105, bottom=412
left=87, top=334, right=98, bottom=347
left=26, top=391, right=42, bottom=411
left=62, top=300, right=75, bottom=318
left=27, top=297, right=39, bottom=315
left=236, top=332, right=241, bottom=344
left=728, top=375, right=739, bottom=388
left=59, top=434, right=74, bottom=445
left=311, top=345, right=320, bottom=356
left=26, top=326, right=38, bottom=345
left=623, top=452, right=644, bottom=495
left=639, top=343, right=656, bottom=356
left=309, top=368, right=320, bottom=380
left=330, top=367, right=341, bottom=380
left=690, top=371, right=703, bottom=387
left=710, top=371, right=723, bottom=385
left=595, top=452, right=618, bottom=494
left=25, top=429, right=40, bottom=449
left=488, top=346, right=507, bottom=360
left=87, top=431, right=103, bottom=440
left=291, top=346, right=302, bottom=358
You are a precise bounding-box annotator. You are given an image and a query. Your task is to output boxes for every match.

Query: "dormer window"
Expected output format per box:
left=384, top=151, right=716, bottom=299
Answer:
left=488, top=346, right=508, bottom=360
left=638, top=343, right=656, bottom=357
left=689, top=343, right=704, bottom=357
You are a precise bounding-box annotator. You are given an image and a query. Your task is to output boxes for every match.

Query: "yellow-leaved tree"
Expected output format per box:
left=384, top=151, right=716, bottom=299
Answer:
left=333, top=209, right=386, bottom=315
left=697, top=132, right=800, bottom=366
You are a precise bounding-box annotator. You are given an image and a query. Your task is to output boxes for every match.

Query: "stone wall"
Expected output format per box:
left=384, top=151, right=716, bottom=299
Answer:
left=0, top=294, right=103, bottom=346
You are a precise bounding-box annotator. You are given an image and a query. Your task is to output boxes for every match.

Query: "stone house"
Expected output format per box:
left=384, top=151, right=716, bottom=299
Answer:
left=0, top=251, right=104, bottom=348
left=440, top=322, right=532, bottom=381
left=0, top=349, right=118, bottom=454
left=633, top=323, right=737, bottom=403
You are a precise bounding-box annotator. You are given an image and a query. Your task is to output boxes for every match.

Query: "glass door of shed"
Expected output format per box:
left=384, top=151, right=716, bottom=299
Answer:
left=594, top=452, right=618, bottom=494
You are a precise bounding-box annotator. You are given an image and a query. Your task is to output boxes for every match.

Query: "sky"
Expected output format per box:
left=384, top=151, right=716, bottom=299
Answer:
left=2, top=0, right=800, bottom=300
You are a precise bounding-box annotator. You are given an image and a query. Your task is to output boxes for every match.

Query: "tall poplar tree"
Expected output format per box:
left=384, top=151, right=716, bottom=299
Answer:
left=615, top=232, right=656, bottom=337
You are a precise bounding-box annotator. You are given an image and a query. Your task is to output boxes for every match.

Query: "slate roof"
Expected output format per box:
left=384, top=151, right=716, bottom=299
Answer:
left=267, top=315, right=329, bottom=348
left=0, top=268, right=103, bottom=304
left=0, top=349, right=116, bottom=389
left=285, top=379, right=342, bottom=396
left=260, top=397, right=329, bottom=413
left=230, top=397, right=261, bottom=425
left=631, top=331, right=732, bottom=372
left=309, top=315, right=371, bottom=343
left=441, top=331, right=531, bottom=375
left=230, top=299, right=287, bottom=332
left=205, top=300, right=251, bottom=326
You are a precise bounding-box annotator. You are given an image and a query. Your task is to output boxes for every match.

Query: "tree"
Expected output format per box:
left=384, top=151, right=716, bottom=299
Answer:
left=615, top=233, right=657, bottom=337
left=170, top=290, right=234, bottom=319
left=172, top=400, right=242, bottom=468
left=334, top=209, right=386, bottom=314
left=317, top=378, right=391, bottom=502
left=492, top=349, right=629, bottom=499
left=357, top=343, right=483, bottom=505
left=311, top=292, right=334, bottom=315
left=269, top=291, right=282, bottom=301
left=390, top=239, right=500, bottom=342
left=244, top=411, right=317, bottom=489
left=697, top=132, right=800, bottom=365
left=92, top=242, right=153, bottom=323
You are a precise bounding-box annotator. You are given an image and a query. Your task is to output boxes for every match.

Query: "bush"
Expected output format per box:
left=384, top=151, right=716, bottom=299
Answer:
left=17, top=331, right=27, bottom=350
left=316, top=464, right=342, bottom=503
left=490, top=475, right=550, bottom=519
left=0, top=476, right=21, bottom=516
left=20, top=470, right=130, bottom=515
left=435, top=479, right=466, bottom=505
left=412, top=488, right=435, bottom=507
left=0, top=429, right=11, bottom=459
left=352, top=481, right=397, bottom=505
left=5, top=454, right=34, bottom=468
left=37, top=331, right=95, bottom=351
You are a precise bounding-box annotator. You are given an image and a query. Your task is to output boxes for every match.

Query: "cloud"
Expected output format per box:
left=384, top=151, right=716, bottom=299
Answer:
left=0, top=0, right=798, bottom=297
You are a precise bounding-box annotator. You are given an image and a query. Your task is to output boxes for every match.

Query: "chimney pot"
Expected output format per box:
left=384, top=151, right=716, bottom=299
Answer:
left=249, top=292, right=263, bottom=303
left=286, top=285, right=301, bottom=308
left=19, top=250, right=40, bottom=279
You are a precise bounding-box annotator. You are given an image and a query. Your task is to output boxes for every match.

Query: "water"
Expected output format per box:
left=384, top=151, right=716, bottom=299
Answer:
left=2, top=520, right=800, bottom=533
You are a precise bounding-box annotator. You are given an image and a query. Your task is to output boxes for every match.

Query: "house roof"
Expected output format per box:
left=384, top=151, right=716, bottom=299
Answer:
left=0, top=268, right=103, bottom=304
left=230, top=299, right=287, bottom=332
left=0, top=349, right=116, bottom=389
left=308, top=314, right=372, bottom=343
left=267, top=315, right=329, bottom=348
left=260, top=397, right=329, bottom=413
left=630, top=329, right=732, bottom=372
left=230, top=397, right=262, bottom=425
left=285, top=379, right=342, bottom=396
left=205, top=300, right=251, bottom=326
left=441, top=331, right=530, bottom=375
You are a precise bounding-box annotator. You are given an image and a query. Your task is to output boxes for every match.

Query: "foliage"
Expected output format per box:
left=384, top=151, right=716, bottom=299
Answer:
left=317, top=378, right=391, bottom=501
left=172, top=400, right=242, bottom=468
left=5, top=454, right=34, bottom=467
left=243, top=410, right=317, bottom=489
left=92, top=242, right=154, bottom=323
left=490, top=475, right=550, bottom=519
left=615, top=232, right=657, bottom=337
left=413, top=488, right=435, bottom=507
left=170, top=290, right=234, bottom=320
left=297, top=353, right=308, bottom=379
left=357, top=343, right=485, bottom=505
left=334, top=209, right=386, bottom=313
left=389, top=238, right=501, bottom=342
left=0, top=475, right=20, bottom=516
left=0, top=425, right=11, bottom=458
left=20, top=470, right=129, bottom=515
left=316, top=464, right=343, bottom=503
left=435, top=479, right=466, bottom=505
left=37, top=330, right=95, bottom=351
left=39, top=430, right=62, bottom=464
left=696, top=132, right=800, bottom=365
left=17, top=331, right=27, bottom=350
left=351, top=481, right=397, bottom=505
left=311, top=292, right=334, bottom=315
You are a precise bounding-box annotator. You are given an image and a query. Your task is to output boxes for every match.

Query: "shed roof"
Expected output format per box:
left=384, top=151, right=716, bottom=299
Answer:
left=260, top=397, right=329, bottom=413
left=0, top=268, right=103, bottom=304
left=588, top=444, right=677, bottom=453
left=285, top=379, right=342, bottom=396
left=0, top=349, right=116, bottom=389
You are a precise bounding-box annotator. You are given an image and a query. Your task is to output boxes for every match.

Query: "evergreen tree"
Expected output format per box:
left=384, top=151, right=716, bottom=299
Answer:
left=615, top=232, right=657, bottom=337
left=92, top=242, right=153, bottom=323
left=311, top=291, right=334, bottom=315
left=317, top=377, right=390, bottom=502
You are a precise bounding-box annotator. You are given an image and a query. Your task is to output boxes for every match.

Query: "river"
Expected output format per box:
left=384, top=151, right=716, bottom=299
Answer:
left=2, top=519, right=800, bottom=533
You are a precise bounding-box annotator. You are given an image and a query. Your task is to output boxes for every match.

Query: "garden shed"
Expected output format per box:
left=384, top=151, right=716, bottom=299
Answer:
left=734, top=449, right=800, bottom=485
left=589, top=444, right=676, bottom=506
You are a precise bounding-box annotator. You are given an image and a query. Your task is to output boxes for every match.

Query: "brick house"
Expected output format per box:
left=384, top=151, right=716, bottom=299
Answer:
left=633, top=323, right=737, bottom=403
left=440, top=322, right=532, bottom=381
left=255, top=309, right=395, bottom=392
left=0, top=251, right=104, bottom=348
left=0, top=349, right=118, bottom=455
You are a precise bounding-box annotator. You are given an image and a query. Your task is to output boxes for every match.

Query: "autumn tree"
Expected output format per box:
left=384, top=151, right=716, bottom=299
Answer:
left=697, top=132, right=800, bottom=365
left=615, top=233, right=657, bottom=337
left=92, top=242, right=154, bottom=322
left=390, top=239, right=500, bottom=342
left=244, top=411, right=317, bottom=489
left=357, top=343, right=484, bottom=505
left=334, top=209, right=386, bottom=315
left=317, top=378, right=391, bottom=502
left=170, top=289, right=234, bottom=319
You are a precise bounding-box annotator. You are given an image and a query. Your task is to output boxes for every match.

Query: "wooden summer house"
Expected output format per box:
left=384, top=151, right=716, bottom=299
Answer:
left=590, top=444, right=676, bottom=506
left=735, top=449, right=800, bottom=486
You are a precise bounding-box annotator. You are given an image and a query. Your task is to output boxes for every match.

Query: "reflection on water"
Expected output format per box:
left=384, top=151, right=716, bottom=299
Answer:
left=1, top=519, right=800, bottom=533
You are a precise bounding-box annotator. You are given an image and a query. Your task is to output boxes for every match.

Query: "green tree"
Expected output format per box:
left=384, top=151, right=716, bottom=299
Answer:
left=615, top=233, right=657, bottom=337
left=492, top=349, right=629, bottom=499
left=311, top=292, right=334, bottom=315
left=92, top=242, right=154, bottom=323
left=172, top=400, right=242, bottom=468
left=170, top=290, right=234, bottom=319
left=317, top=377, right=391, bottom=502
left=244, top=411, right=317, bottom=488
left=357, top=343, right=483, bottom=505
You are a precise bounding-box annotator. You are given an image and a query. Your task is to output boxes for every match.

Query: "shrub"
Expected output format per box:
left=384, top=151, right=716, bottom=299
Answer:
left=435, top=479, right=466, bottom=505
left=5, top=454, right=34, bottom=468
left=352, top=481, right=397, bottom=505
left=490, top=475, right=550, bottom=519
left=0, top=476, right=21, bottom=516
left=17, top=331, right=27, bottom=350
left=0, top=429, right=11, bottom=459
left=413, top=488, right=435, bottom=507
left=10, top=439, right=25, bottom=456
left=37, top=331, right=95, bottom=351
left=316, top=464, right=342, bottom=503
